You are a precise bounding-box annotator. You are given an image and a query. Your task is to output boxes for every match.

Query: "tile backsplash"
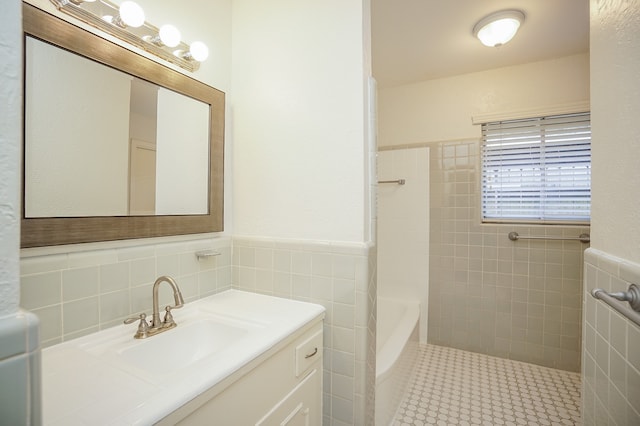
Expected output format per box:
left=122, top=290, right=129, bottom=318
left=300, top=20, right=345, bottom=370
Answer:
left=20, top=236, right=232, bottom=347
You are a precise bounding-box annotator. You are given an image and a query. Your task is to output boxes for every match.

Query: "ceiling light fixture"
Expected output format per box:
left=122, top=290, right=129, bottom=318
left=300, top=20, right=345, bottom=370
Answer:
left=49, top=0, right=208, bottom=72
left=473, top=10, right=525, bottom=47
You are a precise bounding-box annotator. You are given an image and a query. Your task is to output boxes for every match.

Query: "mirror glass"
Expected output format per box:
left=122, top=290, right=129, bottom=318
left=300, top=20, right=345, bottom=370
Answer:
left=21, top=3, right=224, bottom=248
left=24, top=37, right=210, bottom=217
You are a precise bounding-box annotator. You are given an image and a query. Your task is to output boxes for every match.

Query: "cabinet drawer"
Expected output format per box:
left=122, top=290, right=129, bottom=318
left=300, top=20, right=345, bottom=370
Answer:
left=295, top=329, right=322, bottom=377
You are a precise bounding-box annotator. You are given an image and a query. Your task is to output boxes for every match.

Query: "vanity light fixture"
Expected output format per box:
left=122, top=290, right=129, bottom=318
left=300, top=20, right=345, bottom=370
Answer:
left=111, top=0, right=145, bottom=28
left=49, top=0, right=208, bottom=72
left=178, top=41, right=210, bottom=62
left=473, top=10, right=525, bottom=47
left=144, top=24, right=182, bottom=48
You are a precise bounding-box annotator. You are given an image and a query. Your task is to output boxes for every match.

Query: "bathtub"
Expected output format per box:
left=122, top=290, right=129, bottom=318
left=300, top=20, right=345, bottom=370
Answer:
left=375, top=297, right=420, bottom=426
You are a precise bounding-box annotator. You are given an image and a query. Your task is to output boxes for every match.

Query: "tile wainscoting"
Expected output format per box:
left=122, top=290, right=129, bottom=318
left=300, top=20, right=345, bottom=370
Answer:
left=20, top=235, right=377, bottom=425
left=582, top=248, right=640, bottom=425
left=232, top=236, right=377, bottom=426
left=20, top=236, right=233, bottom=347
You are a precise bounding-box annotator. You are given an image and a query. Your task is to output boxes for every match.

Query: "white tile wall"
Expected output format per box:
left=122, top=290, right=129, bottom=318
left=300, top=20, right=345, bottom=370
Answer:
left=232, top=236, right=376, bottom=426
left=582, top=248, right=640, bottom=425
left=20, top=236, right=232, bottom=346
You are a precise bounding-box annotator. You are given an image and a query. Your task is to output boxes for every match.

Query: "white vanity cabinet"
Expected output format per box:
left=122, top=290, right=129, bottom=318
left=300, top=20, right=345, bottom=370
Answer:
left=42, top=291, right=325, bottom=425
left=160, top=320, right=324, bottom=426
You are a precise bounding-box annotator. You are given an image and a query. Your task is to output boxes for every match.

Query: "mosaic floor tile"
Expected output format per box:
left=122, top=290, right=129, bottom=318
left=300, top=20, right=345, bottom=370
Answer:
left=392, top=344, right=581, bottom=426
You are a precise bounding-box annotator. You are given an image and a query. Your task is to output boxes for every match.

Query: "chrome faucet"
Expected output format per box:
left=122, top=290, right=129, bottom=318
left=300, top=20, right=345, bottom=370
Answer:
left=124, top=275, right=185, bottom=339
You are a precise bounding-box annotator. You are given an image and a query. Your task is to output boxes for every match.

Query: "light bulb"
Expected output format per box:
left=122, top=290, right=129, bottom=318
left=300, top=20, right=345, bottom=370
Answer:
left=119, top=1, right=145, bottom=28
left=189, top=41, right=209, bottom=62
left=159, top=25, right=181, bottom=48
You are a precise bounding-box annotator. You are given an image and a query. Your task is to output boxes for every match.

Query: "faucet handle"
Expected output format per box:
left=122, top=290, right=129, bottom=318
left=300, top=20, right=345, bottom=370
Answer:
left=163, top=306, right=176, bottom=327
left=124, top=313, right=149, bottom=339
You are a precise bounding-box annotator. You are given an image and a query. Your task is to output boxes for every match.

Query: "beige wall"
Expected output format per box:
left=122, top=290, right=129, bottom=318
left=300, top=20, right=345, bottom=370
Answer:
left=378, top=53, right=589, bottom=147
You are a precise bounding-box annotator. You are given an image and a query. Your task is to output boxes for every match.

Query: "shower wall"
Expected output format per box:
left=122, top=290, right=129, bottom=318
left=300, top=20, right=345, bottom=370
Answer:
left=428, top=138, right=589, bottom=372
left=377, top=147, right=429, bottom=342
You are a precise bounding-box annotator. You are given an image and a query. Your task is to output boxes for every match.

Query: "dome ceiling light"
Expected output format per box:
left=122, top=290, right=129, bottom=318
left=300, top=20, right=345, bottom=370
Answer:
left=473, top=10, right=525, bottom=47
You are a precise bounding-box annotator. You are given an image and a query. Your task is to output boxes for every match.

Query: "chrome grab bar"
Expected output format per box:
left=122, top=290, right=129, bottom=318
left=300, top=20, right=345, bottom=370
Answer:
left=508, top=231, right=590, bottom=243
left=378, top=179, right=405, bottom=185
left=591, top=284, right=640, bottom=327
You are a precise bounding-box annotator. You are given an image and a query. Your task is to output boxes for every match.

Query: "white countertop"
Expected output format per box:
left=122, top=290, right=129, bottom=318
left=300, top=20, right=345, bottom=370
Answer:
left=42, top=290, right=325, bottom=425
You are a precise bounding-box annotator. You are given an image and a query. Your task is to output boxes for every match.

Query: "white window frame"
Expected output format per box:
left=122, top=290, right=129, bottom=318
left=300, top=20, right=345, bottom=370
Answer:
left=480, top=112, right=591, bottom=225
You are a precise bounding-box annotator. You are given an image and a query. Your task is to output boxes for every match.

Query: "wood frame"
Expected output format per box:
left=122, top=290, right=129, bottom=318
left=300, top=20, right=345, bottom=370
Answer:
left=21, top=3, right=225, bottom=248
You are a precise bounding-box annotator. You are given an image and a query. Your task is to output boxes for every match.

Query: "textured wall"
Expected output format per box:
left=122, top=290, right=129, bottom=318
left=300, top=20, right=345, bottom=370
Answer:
left=590, top=0, right=640, bottom=263
left=584, top=0, right=640, bottom=423
left=0, top=0, right=21, bottom=316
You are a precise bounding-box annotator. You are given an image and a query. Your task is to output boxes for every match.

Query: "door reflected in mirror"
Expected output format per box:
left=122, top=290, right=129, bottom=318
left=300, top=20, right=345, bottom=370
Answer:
left=24, top=36, right=210, bottom=218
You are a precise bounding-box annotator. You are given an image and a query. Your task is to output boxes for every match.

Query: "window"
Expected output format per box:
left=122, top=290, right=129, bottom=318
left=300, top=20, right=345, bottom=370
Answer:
left=481, top=112, right=591, bottom=224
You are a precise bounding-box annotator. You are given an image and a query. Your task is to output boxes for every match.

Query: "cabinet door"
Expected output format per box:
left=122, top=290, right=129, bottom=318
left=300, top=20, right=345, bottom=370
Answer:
left=256, top=368, right=321, bottom=426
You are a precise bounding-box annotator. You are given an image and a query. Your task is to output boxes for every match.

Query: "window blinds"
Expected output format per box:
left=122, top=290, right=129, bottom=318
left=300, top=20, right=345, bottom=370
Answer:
left=481, top=112, right=591, bottom=223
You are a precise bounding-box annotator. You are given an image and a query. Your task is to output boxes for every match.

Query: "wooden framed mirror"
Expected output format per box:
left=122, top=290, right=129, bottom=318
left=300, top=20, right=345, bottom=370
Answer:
left=21, top=3, right=224, bottom=248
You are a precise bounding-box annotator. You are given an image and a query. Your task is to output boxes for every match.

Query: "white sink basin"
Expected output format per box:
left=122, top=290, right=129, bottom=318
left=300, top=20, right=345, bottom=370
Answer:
left=117, top=319, right=251, bottom=375
left=80, top=310, right=265, bottom=382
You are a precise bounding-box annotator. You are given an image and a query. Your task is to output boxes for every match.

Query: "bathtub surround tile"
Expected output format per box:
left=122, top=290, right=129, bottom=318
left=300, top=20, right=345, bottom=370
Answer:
left=424, top=138, right=588, bottom=371
left=233, top=236, right=376, bottom=425
left=20, top=236, right=232, bottom=345
left=582, top=248, right=640, bottom=425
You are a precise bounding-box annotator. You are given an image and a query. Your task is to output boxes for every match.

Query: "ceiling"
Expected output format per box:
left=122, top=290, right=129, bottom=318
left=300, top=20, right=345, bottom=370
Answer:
left=371, top=0, right=590, bottom=88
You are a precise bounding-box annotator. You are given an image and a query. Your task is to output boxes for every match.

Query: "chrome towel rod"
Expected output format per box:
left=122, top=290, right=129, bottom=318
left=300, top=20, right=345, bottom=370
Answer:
left=378, top=179, right=406, bottom=185
left=508, top=231, right=590, bottom=243
left=591, top=284, right=640, bottom=327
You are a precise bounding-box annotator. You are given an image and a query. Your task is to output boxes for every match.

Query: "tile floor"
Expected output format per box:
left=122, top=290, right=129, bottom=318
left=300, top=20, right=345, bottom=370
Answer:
left=393, top=344, right=582, bottom=426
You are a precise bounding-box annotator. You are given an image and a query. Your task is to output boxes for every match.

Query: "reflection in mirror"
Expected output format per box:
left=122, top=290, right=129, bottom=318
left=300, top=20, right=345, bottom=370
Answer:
left=21, top=3, right=224, bottom=248
left=24, top=36, right=210, bottom=218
